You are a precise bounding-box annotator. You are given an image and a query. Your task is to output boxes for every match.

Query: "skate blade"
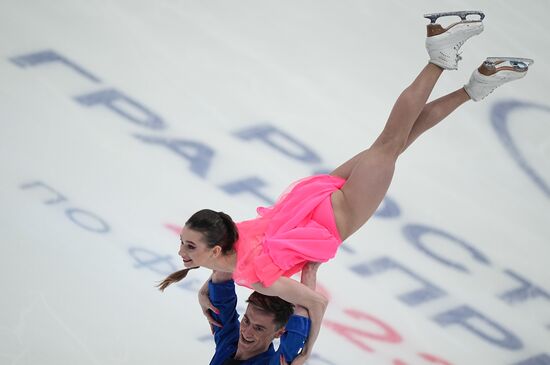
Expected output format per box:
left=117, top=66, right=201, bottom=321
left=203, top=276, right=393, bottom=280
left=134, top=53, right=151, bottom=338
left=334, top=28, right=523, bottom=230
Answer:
left=484, top=57, right=534, bottom=70
left=424, top=10, right=485, bottom=24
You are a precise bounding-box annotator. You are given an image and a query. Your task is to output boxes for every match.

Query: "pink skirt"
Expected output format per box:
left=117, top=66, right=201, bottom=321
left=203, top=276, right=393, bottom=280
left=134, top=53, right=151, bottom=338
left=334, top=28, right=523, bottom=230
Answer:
left=233, top=174, right=346, bottom=289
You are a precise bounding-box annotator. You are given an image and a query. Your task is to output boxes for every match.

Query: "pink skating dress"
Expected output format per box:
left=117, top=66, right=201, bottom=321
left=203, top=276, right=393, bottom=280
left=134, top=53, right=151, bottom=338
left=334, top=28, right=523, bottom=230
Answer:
left=232, top=174, right=346, bottom=289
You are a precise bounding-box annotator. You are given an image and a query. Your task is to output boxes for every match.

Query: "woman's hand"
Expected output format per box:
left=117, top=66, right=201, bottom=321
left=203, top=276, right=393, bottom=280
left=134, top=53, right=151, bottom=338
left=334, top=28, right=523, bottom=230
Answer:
left=197, top=278, right=221, bottom=332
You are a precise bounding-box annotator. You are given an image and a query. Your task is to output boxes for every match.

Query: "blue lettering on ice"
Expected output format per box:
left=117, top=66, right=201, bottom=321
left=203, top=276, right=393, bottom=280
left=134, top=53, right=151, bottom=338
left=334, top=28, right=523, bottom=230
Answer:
left=491, top=100, right=550, bottom=198
left=351, top=256, right=447, bottom=306
left=20, top=181, right=68, bottom=205
left=434, top=305, right=523, bottom=350
left=65, top=208, right=110, bottom=233
left=311, top=167, right=333, bottom=176
left=20, top=181, right=110, bottom=234
left=129, top=247, right=179, bottom=275
left=128, top=247, right=202, bottom=292
left=220, top=177, right=275, bottom=205
left=10, top=49, right=101, bottom=83
left=234, top=124, right=321, bottom=163
left=135, top=135, right=214, bottom=178
left=197, top=334, right=213, bottom=343
left=374, top=196, right=400, bottom=218
left=75, top=89, right=165, bottom=129
left=512, top=354, right=550, bottom=365
left=10, top=50, right=165, bottom=130
left=499, top=269, right=550, bottom=305
left=337, top=242, right=356, bottom=254
left=403, top=224, right=491, bottom=273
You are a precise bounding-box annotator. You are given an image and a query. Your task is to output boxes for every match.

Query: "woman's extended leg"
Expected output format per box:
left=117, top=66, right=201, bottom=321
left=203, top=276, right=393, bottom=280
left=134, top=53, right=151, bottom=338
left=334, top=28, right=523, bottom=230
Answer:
left=329, top=12, right=487, bottom=241
left=331, top=87, right=470, bottom=180
left=331, top=60, right=533, bottom=241
left=401, top=87, right=470, bottom=152
left=330, top=55, right=534, bottom=241
left=330, top=63, right=444, bottom=240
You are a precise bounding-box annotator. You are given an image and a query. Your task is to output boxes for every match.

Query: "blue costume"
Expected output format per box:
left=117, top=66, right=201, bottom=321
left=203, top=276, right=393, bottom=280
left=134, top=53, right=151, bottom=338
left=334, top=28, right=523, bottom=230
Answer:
left=208, top=279, right=311, bottom=365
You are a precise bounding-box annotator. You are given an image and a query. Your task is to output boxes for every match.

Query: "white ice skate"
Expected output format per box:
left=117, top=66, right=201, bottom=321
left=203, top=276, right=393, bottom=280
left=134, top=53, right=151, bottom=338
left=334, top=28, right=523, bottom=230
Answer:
left=425, top=11, right=485, bottom=70
left=464, top=57, right=534, bottom=101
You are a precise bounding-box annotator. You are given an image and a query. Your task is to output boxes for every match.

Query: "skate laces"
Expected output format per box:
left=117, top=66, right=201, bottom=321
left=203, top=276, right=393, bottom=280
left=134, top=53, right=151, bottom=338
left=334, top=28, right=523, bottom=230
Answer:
left=484, top=86, right=500, bottom=99
left=453, top=40, right=465, bottom=62
left=453, top=40, right=465, bottom=51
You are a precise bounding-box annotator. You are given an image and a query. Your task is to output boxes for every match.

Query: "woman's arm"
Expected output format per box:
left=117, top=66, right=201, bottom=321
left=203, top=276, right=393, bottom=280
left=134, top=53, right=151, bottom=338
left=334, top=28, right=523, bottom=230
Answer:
left=251, top=276, right=328, bottom=363
left=278, top=263, right=321, bottom=364
left=293, top=262, right=320, bottom=317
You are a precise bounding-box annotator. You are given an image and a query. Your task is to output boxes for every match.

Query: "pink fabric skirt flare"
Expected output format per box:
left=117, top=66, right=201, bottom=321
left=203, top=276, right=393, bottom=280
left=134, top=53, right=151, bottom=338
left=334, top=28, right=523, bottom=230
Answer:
left=233, top=174, right=346, bottom=289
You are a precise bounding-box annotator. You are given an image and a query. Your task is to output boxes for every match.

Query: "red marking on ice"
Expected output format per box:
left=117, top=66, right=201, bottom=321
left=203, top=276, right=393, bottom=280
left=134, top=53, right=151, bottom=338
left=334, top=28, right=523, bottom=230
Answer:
left=418, top=353, right=453, bottom=365
left=323, top=309, right=402, bottom=352
left=165, top=223, right=182, bottom=234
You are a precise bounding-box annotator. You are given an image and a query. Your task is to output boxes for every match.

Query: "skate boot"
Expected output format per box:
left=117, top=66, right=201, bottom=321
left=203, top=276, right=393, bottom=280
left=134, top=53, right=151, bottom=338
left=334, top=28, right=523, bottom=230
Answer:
left=425, top=11, right=485, bottom=70
left=464, top=57, right=534, bottom=101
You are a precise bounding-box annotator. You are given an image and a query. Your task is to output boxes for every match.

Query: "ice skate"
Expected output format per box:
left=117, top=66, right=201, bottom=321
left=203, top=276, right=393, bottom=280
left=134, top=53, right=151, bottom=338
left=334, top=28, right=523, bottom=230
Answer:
left=464, top=57, right=534, bottom=101
left=424, top=11, right=485, bottom=70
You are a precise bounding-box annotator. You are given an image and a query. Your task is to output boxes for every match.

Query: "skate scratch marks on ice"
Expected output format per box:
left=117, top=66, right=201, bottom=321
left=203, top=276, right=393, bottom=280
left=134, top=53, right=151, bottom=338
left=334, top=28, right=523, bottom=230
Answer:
left=40, top=294, right=103, bottom=365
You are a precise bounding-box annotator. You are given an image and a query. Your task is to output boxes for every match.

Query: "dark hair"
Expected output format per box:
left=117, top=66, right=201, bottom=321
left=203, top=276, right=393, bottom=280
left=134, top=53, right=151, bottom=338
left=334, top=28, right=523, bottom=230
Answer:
left=247, top=292, right=295, bottom=329
left=157, top=209, right=238, bottom=291
left=185, top=209, right=239, bottom=253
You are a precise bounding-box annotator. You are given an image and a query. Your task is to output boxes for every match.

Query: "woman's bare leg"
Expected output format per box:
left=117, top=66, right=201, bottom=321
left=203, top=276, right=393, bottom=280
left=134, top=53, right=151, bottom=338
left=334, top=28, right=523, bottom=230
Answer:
left=328, top=12, right=488, bottom=237
left=401, top=87, right=470, bottom=152
left=330, top=63, right=449, bottom=240
left=331, top=87, right=470, bottom=180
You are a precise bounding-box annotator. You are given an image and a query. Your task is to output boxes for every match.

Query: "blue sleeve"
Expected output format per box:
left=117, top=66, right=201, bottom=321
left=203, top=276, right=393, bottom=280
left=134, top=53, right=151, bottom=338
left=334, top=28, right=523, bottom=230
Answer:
left=208, top=280, right=240, bottom=358
left=275, top=315, right=311, bottom=364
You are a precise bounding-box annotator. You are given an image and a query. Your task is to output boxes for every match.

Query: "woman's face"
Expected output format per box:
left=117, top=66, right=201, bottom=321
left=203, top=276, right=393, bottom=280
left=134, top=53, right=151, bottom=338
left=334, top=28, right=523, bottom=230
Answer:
left=178, top=226, right=215, bottom=268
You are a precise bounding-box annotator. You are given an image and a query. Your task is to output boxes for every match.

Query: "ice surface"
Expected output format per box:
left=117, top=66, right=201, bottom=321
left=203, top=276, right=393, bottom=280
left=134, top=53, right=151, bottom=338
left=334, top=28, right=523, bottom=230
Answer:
left=1, top=1, right=549, bottom=364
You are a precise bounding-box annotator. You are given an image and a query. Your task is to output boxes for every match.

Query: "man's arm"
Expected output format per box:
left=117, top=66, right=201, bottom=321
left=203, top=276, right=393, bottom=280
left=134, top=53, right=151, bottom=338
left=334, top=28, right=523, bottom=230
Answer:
left=277, top=263, right=320, bottom=364
left=205, top=271, right=240, bottom=347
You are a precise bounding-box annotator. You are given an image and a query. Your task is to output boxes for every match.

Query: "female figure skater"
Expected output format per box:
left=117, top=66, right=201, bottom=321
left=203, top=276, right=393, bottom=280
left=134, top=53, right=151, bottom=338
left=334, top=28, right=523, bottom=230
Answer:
left=160, top=11, right=533, bottom=364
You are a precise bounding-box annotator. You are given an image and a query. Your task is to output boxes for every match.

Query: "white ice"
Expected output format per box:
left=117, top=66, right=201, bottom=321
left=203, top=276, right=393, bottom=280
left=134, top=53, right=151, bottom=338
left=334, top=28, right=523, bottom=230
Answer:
left=1, top=1, right=549, bottom=364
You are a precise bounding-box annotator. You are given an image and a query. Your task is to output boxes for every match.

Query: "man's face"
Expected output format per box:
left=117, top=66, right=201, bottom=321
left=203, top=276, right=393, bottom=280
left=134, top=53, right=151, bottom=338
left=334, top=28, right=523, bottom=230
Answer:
left=236, top=304, right=285, bottom=358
